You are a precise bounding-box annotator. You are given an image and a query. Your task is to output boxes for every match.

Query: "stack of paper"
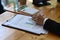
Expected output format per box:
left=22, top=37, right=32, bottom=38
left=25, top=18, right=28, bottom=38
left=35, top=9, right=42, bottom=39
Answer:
left=2, top=14, right=48, bottom=34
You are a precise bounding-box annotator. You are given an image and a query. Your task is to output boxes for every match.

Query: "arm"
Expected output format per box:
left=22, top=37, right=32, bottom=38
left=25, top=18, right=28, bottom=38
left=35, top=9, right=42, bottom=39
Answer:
left=0, top=0, right=5, bottom=14
left=32, top=13, right=60, bottom=36
left=43, top=19, right=60, bottom=36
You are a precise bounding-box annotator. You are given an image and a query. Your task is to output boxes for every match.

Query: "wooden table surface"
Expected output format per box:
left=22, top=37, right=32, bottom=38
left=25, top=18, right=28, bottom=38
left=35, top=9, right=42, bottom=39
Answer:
left=5, top=0, right=60, bottom=23
left=0, top=0, right=60, bottom=40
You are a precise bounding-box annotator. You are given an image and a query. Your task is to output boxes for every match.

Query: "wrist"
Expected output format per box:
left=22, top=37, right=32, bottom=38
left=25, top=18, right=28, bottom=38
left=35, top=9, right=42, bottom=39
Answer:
left=43, top=18, right=48, bottom=25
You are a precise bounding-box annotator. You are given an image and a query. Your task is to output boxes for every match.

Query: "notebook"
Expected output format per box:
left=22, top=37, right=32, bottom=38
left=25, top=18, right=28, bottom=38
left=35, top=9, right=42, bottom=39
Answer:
left=2, top=14, right=48, bottom=34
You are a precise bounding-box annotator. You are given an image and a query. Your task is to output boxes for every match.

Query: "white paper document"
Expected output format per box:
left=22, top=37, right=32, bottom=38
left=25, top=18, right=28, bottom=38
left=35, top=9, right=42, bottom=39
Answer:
left=3, top=14, right=48, bottom=34
left=20, top=7, right=39, bottom=15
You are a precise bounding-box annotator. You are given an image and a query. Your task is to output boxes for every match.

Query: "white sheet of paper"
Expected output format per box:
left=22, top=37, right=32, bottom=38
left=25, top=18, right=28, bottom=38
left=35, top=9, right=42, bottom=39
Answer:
left=3, top=14, right=48, bottom=34
left=21, top=7, right=39, bottom=15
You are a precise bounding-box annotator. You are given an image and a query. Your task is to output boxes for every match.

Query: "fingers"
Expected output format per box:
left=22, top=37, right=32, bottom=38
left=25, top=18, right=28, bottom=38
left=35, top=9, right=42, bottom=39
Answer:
left=32, top=13, right=40, bottom=21
left=32, top=13, right=44, bottom=25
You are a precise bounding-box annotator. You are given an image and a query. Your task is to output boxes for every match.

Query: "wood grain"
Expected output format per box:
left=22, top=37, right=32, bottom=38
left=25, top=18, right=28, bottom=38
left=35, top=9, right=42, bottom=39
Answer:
left=0, top=0, right=60, bottom=40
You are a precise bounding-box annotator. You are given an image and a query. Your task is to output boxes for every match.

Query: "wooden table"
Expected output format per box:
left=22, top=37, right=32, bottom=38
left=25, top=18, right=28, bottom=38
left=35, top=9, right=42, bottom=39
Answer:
left=0, top=0, right=60, bottom=40
left=0, top=11, right=60, bottom=40
left=5, top=0, right=60, bottom=23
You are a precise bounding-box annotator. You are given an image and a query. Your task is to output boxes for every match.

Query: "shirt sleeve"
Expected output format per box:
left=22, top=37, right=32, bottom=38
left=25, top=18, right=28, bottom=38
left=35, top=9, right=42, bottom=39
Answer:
left=43, top=18, right=48, bottom=25
left=43, top=19, right=60, bottom=36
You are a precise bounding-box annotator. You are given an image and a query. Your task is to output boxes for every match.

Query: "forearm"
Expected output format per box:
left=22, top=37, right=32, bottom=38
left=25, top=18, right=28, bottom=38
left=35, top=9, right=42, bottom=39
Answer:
left=43, top=19, right=60, bottom=36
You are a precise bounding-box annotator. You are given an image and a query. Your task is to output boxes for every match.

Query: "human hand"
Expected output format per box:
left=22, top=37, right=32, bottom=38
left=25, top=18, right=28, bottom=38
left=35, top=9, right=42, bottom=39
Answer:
left=32, top=13, right=45, bottom=25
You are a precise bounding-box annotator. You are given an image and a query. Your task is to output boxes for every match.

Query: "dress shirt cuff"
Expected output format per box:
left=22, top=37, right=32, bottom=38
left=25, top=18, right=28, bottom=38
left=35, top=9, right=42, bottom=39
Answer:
left=43, top=18, right=48, bottom=25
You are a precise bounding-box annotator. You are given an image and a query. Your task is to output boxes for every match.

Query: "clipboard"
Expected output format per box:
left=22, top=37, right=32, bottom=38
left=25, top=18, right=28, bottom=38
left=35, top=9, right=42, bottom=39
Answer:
left=2, top=14, right=48, bottom=34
